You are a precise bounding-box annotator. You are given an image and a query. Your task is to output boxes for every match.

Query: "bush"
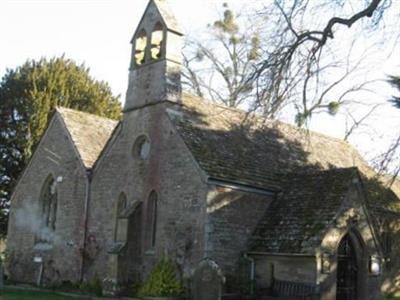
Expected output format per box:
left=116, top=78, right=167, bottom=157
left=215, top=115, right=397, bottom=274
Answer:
left=125, top=280, right=141, bottom=297
left=79, top=273, right=103, bottom=297
left=138, top=258, right=183, bottom=297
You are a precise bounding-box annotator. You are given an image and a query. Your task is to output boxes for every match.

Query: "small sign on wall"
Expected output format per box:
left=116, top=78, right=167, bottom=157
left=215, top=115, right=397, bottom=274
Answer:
left=33, top=256, right=43, bottom=263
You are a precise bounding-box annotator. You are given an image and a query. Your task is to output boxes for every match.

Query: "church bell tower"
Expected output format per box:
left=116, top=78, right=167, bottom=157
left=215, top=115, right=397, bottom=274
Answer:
left=124, top=0, right=183, bottom=112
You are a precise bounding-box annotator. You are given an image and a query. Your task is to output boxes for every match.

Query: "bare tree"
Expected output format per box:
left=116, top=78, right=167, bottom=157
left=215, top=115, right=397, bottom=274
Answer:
left=253, top=0, right=397, bottom=123
left=184, top=0, right=400, bottom=175
left=184, top=1, right=397, bottom=121
left=388, top=75, right=400, bottom=108
left=182, top=4, right=265, bottom=109
left=371, top=75, right=400, bottom=180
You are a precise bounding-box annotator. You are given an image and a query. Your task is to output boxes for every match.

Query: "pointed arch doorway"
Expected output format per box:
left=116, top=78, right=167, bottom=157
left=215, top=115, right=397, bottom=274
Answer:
left=336, top=234, right=358, bottom=300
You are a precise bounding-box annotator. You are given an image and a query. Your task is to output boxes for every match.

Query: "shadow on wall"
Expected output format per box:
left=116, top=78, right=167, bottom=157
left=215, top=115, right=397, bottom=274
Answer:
left=363, top=176, right=400, bottom=296
left=207, top=191, right=292, bottom=296
left=173, top=103, right=328, bottom=296
left=318, top=175, right=400, bottom=298
left=319, top=224, right=374, bottom=299
left=173, top=101, right=400, bottom=296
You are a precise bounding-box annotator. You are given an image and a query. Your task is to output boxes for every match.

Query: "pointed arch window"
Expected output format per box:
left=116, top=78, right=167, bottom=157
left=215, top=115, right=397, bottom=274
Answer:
left=147, top=191, right=158, bottom=249
left=150, top=22, right=164, bottom=60
left=135, top=29, right=148, bottom=66
left=117, top=193, right=127, bottom=216
left=115, top=193, right=128, bottom=244
left=41, top=175, right=58, bottom=231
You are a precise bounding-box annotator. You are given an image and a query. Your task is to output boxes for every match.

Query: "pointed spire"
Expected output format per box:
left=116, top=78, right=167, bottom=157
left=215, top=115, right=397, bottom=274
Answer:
left=132, top=0, right=183, bottom=42
left=152, top=0, right=183, bottom=35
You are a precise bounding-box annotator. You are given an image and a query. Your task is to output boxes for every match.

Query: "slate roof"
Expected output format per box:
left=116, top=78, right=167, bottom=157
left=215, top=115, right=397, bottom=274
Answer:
left=133, top=0, right=183, bottom=40
left=54, top=94, right=400, bottom=209
left=167, top=93, right=371, bottom=191
left=56, top=107, right=118, bottom=169
left=53, top=94, right=400, bottom=254
left=153, top=0, right=182, bottom=34
left=167, top=94, right=400, bottom=254
left=249, top=168, right=358, bottom=254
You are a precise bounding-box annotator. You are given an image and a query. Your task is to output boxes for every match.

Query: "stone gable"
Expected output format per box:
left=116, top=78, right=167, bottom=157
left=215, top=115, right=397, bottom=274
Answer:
left=7, top=115, right=88, bottom=284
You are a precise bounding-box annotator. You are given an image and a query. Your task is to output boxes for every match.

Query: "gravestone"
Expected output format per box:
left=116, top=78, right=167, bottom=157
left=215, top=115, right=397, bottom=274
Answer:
left=192, top=259, right=224, bottom=300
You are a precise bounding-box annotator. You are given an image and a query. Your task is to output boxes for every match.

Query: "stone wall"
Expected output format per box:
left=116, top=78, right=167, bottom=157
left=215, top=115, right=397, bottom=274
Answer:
left=253, top=255, right=316, bottom=289
left=87, top=102, right=207, bottom=285
left=250, top=178, right=385, bottom=300
left=6, top=115, right=87, bottom=285
left=205, top=186, right=273, bottom=292
left=318, top=181, right=382, bottom=300
left=380, top=215, right=400, bottom=297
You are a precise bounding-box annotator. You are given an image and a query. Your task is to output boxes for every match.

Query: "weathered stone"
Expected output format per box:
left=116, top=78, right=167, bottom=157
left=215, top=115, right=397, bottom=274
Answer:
left=192, top=259, right=224, bottom=300
left=6, top=115, right=89, bottom=284
left=6, top=1, right=400, bottom=300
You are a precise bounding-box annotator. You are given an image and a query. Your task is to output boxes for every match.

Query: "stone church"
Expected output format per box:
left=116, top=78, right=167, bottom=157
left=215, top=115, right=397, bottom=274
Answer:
left=6, top=0, right=400, bottom=299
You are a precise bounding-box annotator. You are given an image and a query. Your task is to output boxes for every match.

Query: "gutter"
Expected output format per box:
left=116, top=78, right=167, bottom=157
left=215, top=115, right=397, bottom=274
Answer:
left=80, top=169, right=92, bottom=282
left=246, top=251, right=315, bottom=257
left=207, top=178, right=278, bottom=196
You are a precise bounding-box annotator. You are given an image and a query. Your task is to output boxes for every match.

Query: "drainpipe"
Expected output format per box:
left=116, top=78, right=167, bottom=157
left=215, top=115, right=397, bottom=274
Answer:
left=243, top=253, right=255, bottom=296
left=80, top=169, right=92, bottom=282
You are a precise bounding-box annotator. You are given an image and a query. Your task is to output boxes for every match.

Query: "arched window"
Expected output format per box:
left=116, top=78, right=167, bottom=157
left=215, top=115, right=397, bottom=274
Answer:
left=117, top=193, right=127, bottom=216
left=150, top=23, right=164, bottom=60
left=40, top=175, right=57, bottom=231
left=132, top=135, right=150, bottom=160
left=135, top=29, right=147, bottom=66
left=115, top=193, right=128, bottom=243
left=147, top=191, right=158, bottom=249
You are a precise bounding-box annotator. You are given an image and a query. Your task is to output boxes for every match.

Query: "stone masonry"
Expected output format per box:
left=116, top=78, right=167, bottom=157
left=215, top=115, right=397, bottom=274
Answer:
left=6, top=1, right=400, bottom=299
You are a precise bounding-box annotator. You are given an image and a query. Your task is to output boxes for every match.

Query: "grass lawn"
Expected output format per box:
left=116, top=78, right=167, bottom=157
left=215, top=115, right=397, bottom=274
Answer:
left=3, top=286, right=88, bottom=300
left=2, top=287, right=399, bottom=300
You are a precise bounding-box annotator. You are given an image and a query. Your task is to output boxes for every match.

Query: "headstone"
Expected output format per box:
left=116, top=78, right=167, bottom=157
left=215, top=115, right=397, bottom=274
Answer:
left=192, top=259, right=224, bottom=300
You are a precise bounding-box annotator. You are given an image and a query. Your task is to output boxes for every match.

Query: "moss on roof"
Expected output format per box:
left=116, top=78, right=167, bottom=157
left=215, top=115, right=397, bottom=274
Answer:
left=55, top=94, right=400, bottom=229
left=168, top=94, right=400, bottom=254
left=249, top=168, right=358, bottom=254
left=168, top=93, right=373, bottom=190
left=56, top=107, right=118, bottom=168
